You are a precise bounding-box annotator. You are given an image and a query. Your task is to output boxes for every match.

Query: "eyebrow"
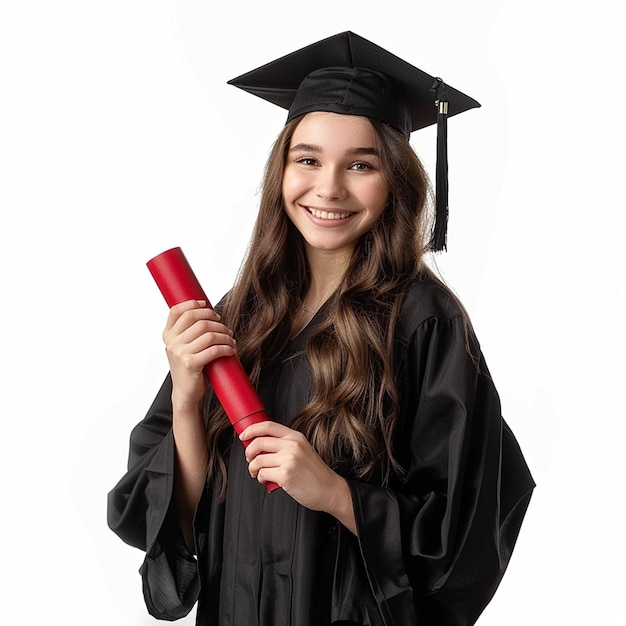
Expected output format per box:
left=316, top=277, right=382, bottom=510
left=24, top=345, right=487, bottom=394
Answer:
left=289, top=143, right=380, bottom=157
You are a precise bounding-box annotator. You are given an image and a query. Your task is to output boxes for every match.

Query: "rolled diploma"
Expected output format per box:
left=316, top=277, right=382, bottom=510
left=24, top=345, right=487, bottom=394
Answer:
left=147, top=246, right=278, bottom=492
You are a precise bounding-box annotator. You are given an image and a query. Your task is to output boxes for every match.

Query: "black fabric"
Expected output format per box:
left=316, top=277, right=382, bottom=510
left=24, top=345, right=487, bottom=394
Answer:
left=227, top=31, right=480, bottom=134
left=287, top=66, right=412, bottom=139
left=107, top=276, right=535, bottom=625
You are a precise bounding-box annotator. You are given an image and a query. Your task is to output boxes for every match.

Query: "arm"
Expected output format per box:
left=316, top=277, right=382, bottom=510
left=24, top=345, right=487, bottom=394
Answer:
left=172, top=400, right=209, bottom=552
left=324, top=314, right=534, bottom=625
left=107, top=299, right=236, bottom=619
left=107, top=375, right=203, bottom=620
left=162, top=299, right=236, bottom=549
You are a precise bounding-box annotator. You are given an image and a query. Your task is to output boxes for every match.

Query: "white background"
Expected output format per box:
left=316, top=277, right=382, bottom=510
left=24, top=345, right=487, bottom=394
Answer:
left=1, top=1, right=624, bottom=624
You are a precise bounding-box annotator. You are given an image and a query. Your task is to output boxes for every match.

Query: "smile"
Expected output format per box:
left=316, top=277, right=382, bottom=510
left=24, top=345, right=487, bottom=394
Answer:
left=306, top=207, right=355, bottom=220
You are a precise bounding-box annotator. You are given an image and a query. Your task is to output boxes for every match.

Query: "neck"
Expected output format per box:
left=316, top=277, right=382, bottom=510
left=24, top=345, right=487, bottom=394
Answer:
left=301, top=246, right=352, bottom=311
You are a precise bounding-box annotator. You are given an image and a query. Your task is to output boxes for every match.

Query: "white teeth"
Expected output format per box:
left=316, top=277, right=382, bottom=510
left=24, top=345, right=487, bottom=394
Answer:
left=308, top=208, right=353, bottom=220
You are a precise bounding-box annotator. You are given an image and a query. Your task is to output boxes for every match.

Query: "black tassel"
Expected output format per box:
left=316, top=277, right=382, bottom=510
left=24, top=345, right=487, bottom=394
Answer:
left=431, top=78, right=449, bottom=252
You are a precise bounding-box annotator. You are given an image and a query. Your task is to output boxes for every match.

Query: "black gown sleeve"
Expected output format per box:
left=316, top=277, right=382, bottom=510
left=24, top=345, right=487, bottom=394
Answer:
left=107, top=374, right=201, bottom=620
left=332, top=300, right=535, bottom=625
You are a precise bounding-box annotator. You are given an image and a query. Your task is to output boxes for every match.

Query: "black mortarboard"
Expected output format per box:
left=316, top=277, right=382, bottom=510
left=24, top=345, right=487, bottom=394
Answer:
left=228, top=31, right=480, bottom=251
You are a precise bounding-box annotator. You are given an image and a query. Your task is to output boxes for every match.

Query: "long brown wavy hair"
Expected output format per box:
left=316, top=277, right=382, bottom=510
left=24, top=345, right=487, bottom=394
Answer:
left=205, top=115, right=435, bottom=496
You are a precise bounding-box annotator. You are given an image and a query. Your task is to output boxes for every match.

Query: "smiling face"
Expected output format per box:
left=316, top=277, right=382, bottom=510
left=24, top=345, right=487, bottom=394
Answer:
left=281, top=112, right=390, bottom=263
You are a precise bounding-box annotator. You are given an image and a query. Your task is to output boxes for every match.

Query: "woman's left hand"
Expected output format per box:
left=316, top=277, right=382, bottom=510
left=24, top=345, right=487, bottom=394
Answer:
left=239, top=421, right=357, bottom=534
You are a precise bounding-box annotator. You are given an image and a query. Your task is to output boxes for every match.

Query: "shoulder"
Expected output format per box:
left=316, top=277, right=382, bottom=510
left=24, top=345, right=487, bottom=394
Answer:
left=398, top=272, right=468, bottom=333
left=394, top=274, right=486, bottom=387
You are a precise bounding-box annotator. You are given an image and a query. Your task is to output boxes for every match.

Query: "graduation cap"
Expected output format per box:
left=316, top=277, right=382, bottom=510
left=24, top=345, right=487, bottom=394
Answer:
left=228, top=31, right=480, bottom=251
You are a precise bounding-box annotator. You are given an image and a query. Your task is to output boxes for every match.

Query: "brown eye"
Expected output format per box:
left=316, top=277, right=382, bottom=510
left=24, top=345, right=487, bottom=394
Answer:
left=296, top=157, right=318, bottom=166
left=350, top=162, right=372, bottom=171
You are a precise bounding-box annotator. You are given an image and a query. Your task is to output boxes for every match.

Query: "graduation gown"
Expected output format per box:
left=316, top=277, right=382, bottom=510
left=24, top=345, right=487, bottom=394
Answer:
left=107, top=277, right=535, bottom=625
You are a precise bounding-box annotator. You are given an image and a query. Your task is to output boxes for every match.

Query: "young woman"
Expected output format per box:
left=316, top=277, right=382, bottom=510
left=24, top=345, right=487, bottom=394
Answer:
left=108, top=32, right=534, bottom=626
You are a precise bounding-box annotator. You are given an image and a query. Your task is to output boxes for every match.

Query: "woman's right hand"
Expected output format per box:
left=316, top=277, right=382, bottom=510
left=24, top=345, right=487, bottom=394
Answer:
left=163, top=300, right=236, bottom=409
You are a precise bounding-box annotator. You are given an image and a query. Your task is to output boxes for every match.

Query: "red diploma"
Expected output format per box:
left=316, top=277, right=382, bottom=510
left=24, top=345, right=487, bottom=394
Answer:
left=147, top=246, right=278, bottom=492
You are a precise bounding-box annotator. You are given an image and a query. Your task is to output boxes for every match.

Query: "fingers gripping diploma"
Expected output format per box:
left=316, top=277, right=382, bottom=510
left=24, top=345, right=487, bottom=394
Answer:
left=240, top=422, right=357, bottom=535
left=163, top=300, right=237, bottom=407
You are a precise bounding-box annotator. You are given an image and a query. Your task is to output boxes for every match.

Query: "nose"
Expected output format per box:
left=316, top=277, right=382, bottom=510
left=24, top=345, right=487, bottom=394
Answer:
left=315, top=167, right=347, bottom=201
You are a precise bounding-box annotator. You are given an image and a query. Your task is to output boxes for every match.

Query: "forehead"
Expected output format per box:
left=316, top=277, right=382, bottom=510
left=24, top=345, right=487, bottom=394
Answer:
left=291, top=112, right=378, bottom=148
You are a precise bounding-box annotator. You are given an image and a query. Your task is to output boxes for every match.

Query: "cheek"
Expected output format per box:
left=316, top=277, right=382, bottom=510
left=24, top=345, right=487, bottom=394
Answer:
left=282, top=168, right=305, bottom=202
left=281, top=172, right=304, bottom=222
left=365, top=182, right=390, bottom=215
